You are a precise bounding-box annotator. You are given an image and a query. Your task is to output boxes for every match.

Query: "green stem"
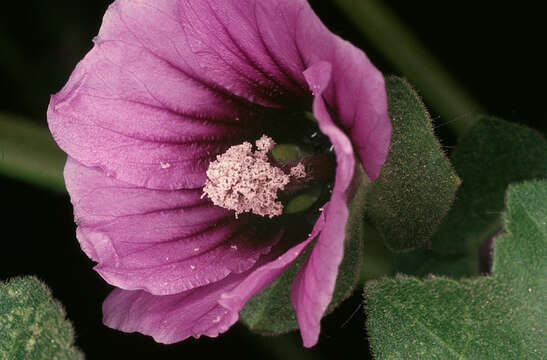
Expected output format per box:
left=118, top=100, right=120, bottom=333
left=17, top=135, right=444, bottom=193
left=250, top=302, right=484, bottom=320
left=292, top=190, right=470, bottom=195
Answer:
left=332, top=0, right=483, bottom=136
left=0, top=114, right=66, bottom=192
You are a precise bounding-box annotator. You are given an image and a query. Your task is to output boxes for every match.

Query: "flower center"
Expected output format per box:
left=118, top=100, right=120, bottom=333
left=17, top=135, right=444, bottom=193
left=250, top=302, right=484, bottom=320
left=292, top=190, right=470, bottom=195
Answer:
left=202, top=135, right=307, bottom=218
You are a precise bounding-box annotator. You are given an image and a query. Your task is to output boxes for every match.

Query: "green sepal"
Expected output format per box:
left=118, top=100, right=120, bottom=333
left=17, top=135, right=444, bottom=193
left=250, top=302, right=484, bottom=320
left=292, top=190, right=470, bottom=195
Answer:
left=366, top=76, right=460, bottom=253
left=365, top=181, right=547, bottom=359
left=0, top=276, right=83, bottom=360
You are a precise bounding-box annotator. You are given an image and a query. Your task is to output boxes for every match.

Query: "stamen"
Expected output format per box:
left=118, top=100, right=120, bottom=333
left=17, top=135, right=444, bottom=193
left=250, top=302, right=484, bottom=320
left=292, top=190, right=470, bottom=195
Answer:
left=202, top=135, right=306, bottom=218
left=290, top=163, right=306, bottom=179
left=255, top=135, right=276, bottom=153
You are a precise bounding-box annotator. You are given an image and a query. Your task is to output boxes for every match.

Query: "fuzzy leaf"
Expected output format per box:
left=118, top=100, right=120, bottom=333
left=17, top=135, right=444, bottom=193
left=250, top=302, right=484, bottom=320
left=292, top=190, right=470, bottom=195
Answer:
left=240, top=168, right=368, bottom=334
left=366, top=77, right=460, bottom=253
left=365, top=181, right=547, bottom=359
left=430, top=117, right=547, bottom=255
left=0, top=276, right=83, bottom=360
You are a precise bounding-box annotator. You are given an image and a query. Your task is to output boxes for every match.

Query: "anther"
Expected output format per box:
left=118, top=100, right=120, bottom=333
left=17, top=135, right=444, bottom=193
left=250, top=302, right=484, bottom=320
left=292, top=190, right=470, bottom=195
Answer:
left=202, top=135, right=305, bottom=218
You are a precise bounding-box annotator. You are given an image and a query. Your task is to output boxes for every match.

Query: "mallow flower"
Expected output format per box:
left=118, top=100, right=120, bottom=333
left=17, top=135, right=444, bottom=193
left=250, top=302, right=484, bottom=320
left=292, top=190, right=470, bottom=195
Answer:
left=47, top=0, right=391, bottom=347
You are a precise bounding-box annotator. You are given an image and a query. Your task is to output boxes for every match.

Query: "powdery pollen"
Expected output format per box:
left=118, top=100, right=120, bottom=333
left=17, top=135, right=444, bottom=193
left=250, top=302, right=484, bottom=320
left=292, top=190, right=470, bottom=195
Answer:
left=290, top=162, right=306, bottom=179
left=202, top=135, right=306, bottom=218
left=255, top=135, right=276, bottom=153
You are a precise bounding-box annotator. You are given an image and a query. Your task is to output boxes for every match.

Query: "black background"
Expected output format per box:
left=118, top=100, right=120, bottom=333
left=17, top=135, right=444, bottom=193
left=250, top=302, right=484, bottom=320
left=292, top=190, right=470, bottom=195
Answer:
left=1, top=1, right=545, bottom=359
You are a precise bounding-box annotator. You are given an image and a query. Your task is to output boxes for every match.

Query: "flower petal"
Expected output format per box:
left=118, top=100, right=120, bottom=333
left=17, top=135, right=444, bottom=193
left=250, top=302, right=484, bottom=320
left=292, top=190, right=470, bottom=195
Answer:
left=289, top=61, right=356, bottom=347
left=48, top=35, right=255, bottom=190
left=103, top=275, right=244, bottom=344
left=175, top=0, right=312, bottom=105
left=315, top=42, right=391, bottom=180
left=65, top=158, right=282, bottom=295
left=100, top=0, right=304, bottom=107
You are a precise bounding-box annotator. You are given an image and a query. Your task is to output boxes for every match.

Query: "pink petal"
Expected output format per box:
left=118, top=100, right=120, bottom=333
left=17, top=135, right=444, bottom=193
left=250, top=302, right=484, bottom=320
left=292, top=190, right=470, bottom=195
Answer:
left=103, top=274, right=244, bottom=344
left=289, top=62, right=356, bottom=347
left=48, top=36, right=252, bottom=190
left=65, top=158, right=282, bottom=295
left=100, top=0, right=297, bottom=107
left=315, top=43, right=391, bottom=180
left=176, top=0, right=305, bottom=105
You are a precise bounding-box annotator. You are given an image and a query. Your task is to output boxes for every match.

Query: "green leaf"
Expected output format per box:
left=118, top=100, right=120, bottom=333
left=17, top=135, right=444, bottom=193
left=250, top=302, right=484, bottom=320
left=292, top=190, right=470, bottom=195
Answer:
left=0, top=114, right=66, bottom=192
left=366, top=76, right=460, bottom=252
left=430, top=117, right=547, bottom=255
left=0, top=276, right=83, bottom=360
left=365, top=181, right=547, bottom=359
left=240, top=167, right=369, bottom=334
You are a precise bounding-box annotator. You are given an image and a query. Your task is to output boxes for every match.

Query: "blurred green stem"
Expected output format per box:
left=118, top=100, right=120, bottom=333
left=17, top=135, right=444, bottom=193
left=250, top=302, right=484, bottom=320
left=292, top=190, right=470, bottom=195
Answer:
left=0, top=114, right=66, bottom=192
left=332, top=0, right=483, bottom=136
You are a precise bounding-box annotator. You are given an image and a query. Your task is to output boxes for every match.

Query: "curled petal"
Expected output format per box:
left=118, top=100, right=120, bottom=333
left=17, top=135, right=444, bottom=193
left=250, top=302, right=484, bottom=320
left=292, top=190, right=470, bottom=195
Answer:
left=290, top=62, right=356, bottom=347
left=317, top=42, right=391, bottom=180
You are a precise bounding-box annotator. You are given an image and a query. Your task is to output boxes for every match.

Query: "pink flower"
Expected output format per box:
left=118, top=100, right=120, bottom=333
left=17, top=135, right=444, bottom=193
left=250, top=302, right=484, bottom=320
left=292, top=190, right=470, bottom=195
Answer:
left=47, top=0, right=391, bottom=347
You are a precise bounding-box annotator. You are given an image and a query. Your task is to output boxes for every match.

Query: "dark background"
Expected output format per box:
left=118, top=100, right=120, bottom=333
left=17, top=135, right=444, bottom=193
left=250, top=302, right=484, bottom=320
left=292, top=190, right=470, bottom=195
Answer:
left=1, top=1, right=545, bottom=359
